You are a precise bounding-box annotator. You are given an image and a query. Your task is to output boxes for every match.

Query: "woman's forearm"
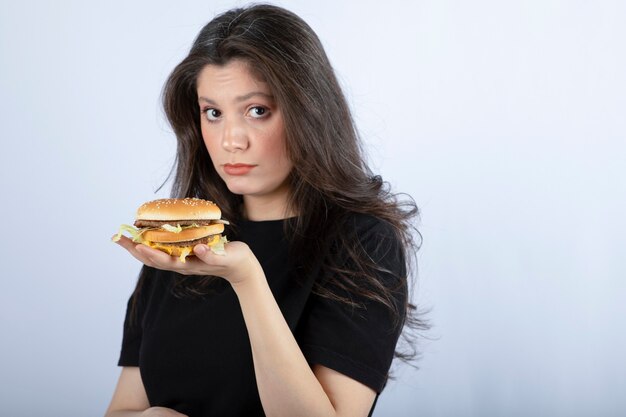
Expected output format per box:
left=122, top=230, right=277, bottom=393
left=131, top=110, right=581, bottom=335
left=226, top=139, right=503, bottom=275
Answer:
left=232, top=272, right=337, bottom=417
left=106, top=407, right=186, bottom=417
left=105, top=411, right=144, bottom=417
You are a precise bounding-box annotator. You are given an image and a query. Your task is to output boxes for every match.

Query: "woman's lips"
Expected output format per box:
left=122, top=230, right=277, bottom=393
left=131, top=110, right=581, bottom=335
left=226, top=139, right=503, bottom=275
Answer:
left=223, top=163, right=256, bottom=175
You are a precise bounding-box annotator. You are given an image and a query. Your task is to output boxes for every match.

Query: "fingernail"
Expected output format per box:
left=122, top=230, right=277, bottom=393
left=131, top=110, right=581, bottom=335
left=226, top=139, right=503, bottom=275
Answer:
left=195, top=245, right=207, bottom=255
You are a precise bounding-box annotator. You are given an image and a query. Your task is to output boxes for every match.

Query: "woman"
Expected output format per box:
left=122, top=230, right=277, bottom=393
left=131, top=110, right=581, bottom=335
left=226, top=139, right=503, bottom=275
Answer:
left=107, top=4, right=424, bottom=417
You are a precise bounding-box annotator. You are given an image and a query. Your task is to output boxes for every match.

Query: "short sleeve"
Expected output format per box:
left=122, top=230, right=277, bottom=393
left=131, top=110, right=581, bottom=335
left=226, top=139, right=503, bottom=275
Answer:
left=117, top=267, right=153, bottom=367
left=297, top=215, right=408, bottom=392
left=117, top=294, right=142, bottom=366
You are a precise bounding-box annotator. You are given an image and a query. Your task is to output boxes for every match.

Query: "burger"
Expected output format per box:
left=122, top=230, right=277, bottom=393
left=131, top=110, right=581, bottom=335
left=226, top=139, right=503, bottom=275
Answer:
left=113, top=198, right=228, bottom=262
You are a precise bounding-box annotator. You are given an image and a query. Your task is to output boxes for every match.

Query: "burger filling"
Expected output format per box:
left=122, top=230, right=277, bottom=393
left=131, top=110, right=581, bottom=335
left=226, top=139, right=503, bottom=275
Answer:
left=134, top=219, right=224, bottom=228
left=113, top=222, right=228, bottom=262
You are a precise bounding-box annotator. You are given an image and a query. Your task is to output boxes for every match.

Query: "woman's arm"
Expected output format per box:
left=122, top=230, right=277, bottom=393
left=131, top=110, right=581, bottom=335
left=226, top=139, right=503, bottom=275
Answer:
left=117, top=237, right=377, bottom=417
left=231, top=266, right=377, bottom=417
left=105, top=367, right=187, bottom=417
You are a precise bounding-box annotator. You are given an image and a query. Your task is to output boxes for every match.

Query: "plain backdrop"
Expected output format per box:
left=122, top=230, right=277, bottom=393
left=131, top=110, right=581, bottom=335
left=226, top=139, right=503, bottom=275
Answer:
left=1, top=1, right=625, bottom=416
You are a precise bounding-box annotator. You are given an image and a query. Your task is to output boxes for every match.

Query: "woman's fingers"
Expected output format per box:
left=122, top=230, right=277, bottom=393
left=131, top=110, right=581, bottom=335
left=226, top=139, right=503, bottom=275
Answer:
left=114, top=236, right=215, bottom=275
left=113, top=235, right=155, bottom=266
left=113, top=235, right=175, bottom=270
left=135, top=244, right=177, bottom=268
left=113, top=236, right=251, bottom=281
left=193, top=244, right=226, bottom=264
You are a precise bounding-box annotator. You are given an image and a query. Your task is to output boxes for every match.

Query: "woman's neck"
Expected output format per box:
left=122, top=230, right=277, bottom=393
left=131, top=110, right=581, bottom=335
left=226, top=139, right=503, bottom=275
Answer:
left=242, top=195, right=295, bottom=221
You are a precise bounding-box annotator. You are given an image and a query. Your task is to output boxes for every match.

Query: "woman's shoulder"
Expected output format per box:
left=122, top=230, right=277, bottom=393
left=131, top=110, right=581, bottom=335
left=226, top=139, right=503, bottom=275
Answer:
left=331, top=212, right=405, bottom=274
left=341, top=212, right=399, bottom=243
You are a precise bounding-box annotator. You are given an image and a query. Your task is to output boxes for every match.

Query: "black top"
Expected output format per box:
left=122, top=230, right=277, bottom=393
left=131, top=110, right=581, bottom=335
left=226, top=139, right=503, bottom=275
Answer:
left=118, top=214, right=406, bottom=417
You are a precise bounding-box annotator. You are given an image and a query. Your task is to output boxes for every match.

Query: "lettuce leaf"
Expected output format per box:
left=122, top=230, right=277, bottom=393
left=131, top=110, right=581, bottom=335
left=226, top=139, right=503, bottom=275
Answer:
left=161, top=224, right=183, bottom=233
left=112, top=224, right=144, bottom=243
left=210, top=236, right=229, bottom=255
left=178, top=247, right=192, bottom=263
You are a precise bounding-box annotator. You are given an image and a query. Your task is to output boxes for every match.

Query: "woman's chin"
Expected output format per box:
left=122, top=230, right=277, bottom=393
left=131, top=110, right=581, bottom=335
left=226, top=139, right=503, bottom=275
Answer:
left=224, top=183, right=250, bottom=196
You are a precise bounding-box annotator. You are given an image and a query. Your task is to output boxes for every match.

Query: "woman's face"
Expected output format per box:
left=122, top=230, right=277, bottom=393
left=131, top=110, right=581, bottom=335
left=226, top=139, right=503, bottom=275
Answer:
left=197, top=60, right=293, bottom=218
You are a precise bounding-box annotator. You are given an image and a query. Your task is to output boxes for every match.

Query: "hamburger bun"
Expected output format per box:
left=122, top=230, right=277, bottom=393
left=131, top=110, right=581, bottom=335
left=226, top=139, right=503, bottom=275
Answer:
left=136, top=198, right=221, bottom=221
left=142, top=223, right=224, bottom=243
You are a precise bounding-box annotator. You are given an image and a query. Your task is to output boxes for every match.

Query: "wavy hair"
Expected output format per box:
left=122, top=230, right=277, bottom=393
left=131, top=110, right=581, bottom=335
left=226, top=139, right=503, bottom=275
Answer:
left=134, top=4, right=428, bottom=365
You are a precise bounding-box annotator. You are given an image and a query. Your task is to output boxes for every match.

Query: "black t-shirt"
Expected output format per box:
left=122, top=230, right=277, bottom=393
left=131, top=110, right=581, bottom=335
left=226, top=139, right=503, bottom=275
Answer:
left=118, top=214, right=406, bottom=416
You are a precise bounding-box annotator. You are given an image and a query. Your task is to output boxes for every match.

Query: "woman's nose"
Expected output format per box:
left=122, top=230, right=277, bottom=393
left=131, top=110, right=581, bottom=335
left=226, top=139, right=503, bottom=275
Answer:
left=221, top=118, right=249, bottom=152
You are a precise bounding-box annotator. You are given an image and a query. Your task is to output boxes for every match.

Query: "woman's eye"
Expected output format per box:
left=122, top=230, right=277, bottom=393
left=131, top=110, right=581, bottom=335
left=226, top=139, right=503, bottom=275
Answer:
left=204, top=108, right=221, bottom=121
left=248, top=106, right=268, bottom=118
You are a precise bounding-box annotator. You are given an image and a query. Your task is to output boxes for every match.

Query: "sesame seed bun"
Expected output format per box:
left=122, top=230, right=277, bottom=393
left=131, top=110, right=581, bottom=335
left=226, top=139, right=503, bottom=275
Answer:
left=136, top=198, right=221, bottom=221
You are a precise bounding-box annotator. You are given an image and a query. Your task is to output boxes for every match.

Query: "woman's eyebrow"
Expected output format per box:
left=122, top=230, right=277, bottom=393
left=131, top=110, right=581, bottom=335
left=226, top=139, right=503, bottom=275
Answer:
left=198, top=92, right=274, bottom=105
left=235, top=91, right=274, bottom=102
left=198, top=96, right=217, bottom=105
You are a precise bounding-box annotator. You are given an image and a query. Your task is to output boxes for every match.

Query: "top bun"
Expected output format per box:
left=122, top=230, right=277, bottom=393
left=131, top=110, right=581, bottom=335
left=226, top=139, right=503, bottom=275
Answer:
left=136, top=198, right=221, bottom=221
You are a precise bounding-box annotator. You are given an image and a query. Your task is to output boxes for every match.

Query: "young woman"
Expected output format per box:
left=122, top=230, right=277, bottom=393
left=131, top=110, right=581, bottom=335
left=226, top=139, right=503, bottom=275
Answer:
left=107, top=4, right=424, bottom=417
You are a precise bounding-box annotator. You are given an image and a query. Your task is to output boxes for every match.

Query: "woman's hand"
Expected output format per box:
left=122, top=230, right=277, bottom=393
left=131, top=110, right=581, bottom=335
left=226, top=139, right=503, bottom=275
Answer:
left=114, top=236, right=263, bottom=286
left=139, top=407, right=188, bottom=417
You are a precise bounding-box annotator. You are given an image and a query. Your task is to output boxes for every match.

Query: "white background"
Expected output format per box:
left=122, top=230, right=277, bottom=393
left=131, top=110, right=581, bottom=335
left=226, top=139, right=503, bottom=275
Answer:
left=1, top=1, right=625, bottom=416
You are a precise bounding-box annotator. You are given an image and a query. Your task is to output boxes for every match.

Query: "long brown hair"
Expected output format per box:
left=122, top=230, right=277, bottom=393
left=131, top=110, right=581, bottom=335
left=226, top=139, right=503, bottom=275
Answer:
left=136, top=4, right=428, bottom=364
